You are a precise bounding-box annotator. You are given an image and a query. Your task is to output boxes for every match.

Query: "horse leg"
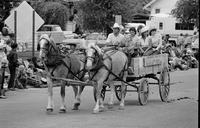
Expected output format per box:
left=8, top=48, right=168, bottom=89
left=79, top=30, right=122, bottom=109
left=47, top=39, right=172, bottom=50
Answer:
left=108, top=81, right=115, bottom=109
left=59, top=81, right=66, bottom=113
left=72, top=86, right=78, bottom=110
left=93, top=80, right=103, bottom=114
left=72, top=86, right=85, bottom=110
left=46, top=77, right=54, bottom=112
left=99, top=94, right=105, bottom=112
left=119, top=69, right=128, bottom=110
left=119, top=82, right=126, bottom=110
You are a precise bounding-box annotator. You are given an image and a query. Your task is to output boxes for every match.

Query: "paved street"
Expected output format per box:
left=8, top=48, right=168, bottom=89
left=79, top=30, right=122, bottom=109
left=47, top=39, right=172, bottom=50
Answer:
left=0, top=69, right=198, bottom=128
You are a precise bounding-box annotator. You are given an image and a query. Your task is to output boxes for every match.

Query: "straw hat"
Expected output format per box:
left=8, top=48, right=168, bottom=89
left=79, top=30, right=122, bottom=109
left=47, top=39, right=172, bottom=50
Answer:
left=112, top=23, right=120, bottom=29
left=140, top=26, right=149, bottom=33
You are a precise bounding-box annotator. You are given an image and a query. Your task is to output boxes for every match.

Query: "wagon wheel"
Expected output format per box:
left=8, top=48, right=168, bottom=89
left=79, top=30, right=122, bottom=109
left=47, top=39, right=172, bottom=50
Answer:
left=159, top=67, right=170, bottom=102
left=115, top=85, right=127, bottom=101
left=93, top=86, right=106, bottom=102
left=138, top=78, right=149, bottom=105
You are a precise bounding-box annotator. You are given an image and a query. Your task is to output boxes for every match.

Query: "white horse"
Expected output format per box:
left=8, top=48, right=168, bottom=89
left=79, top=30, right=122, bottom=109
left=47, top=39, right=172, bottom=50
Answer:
left=38, top=34, right=86, bottom=113
left=84, top=43, right=128, bottom=113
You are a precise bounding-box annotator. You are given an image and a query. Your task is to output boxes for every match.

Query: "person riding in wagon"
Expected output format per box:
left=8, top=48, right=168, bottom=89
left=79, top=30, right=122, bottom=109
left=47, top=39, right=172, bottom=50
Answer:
left=143, top=27, right=162, bottom=56
left=122, top=27, right=142, bottom=74
left=105, top=23, right=125, bottom=46
left=138, top=26, right=150, bottom=55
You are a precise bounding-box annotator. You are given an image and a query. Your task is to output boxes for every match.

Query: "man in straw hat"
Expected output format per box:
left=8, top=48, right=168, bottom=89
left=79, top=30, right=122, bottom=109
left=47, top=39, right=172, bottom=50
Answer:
left=105, top=23, right=125, bottom=46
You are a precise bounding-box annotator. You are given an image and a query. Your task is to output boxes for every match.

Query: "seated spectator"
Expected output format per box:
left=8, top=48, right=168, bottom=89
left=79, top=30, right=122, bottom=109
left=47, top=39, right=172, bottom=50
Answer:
left=165, top=44, right=188, bottom=71
left=177, top=33, right=185, bottom=50
left=15, top=65, right=27, bottom=89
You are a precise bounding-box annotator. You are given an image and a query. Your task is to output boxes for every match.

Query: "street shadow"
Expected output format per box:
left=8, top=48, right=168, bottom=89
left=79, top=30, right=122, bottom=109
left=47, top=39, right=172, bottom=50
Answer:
left=124, top=100, right=140, bottom=106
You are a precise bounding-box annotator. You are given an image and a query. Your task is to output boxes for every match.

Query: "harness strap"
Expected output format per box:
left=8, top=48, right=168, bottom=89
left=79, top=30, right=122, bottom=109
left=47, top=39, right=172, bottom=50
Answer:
left=104, top=57, right=112, bottom=81
left=103, top=63, right=134, bottom=87
left=60, top=59, right=82, bottom=81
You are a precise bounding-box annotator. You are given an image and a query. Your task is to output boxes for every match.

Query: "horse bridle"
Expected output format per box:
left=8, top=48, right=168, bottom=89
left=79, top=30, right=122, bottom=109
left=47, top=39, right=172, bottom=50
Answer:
left=86, top=47, right=101, bottom=69
left=40, top=39, right=61, bottom=58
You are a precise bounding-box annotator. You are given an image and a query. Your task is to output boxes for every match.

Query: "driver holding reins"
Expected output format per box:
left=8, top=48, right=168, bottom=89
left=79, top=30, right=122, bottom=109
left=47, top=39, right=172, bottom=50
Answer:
left=105, top=23, right=125, bottom=46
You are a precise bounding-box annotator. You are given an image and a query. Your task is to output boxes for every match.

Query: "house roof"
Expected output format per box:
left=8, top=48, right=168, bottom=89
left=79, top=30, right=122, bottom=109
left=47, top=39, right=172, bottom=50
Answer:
left=143, top=0, right=158, bottom=10
left=150, top=13, right=171, bottom=17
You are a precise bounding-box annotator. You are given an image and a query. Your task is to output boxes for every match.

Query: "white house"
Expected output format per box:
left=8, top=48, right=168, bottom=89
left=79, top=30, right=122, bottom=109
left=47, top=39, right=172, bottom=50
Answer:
left=143, top=0, right=195, bottom=36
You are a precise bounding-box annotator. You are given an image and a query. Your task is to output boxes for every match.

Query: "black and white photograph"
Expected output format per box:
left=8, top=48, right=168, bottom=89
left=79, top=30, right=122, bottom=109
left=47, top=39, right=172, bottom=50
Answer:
left=0, top=0, right=199, bottom=128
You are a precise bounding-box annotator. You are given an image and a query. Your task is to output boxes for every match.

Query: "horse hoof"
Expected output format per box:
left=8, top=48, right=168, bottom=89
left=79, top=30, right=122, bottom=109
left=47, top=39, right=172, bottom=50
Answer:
left=118, top=106, right=125, bottom=110
left=92, top=109, right=100, bottom=114
left=59, top=109, right=66, bottom=113
left=72, top=103, right=80, bottom=110
left=99, top=107, right=105, bottom=112
left=107, top=104, right=114, bottom=109
left=46, top=108, right=53, bottom=112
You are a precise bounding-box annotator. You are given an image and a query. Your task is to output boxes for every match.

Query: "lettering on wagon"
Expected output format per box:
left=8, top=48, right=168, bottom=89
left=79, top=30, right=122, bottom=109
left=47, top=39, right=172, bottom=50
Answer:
left=143, top=55, right=162, bottom=67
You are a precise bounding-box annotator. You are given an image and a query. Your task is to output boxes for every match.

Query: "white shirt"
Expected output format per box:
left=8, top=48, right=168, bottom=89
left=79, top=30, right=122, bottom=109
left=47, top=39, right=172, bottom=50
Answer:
left=106, top=33, right=124, bottom=45
left=139, top=36, right=150, bottom=47
left=149, top=33, right=162, bottom=49
left=124, top=34, right=140, bottom=47
left=0, top=50, right=8, bottom=68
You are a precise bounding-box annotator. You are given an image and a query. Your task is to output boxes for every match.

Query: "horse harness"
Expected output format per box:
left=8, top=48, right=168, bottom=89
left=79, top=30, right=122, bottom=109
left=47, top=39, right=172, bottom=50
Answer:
left=43, top=40, right=86, bottom=81
left=88, top=49, right=128, bottom=82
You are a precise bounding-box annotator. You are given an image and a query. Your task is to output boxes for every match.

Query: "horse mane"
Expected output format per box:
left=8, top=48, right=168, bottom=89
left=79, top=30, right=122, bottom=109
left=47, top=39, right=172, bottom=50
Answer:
left=44, top=39, right=65, bottom=66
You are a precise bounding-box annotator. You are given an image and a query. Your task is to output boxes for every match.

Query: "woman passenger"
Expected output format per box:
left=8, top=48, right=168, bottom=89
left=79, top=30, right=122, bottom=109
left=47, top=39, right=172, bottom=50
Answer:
left=144, top=27, right=162, bottom=55
left=138, top=26, right=150, bottom=55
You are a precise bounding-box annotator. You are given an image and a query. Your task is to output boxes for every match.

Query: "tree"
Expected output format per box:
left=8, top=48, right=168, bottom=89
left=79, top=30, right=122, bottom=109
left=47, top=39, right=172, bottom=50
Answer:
left=171, top=0, right=199, bottom=29
left=76, top=0, right=150, bottom=32
left=33, top=1, right=69, bottom=30
left=0, top=0, right=22, bottom=31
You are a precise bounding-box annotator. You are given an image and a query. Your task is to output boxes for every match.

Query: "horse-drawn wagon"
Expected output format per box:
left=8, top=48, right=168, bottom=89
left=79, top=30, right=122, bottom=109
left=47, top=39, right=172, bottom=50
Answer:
left=38, top=34, right=170, bottom=113
left=94, top=53, right=170, bottom=105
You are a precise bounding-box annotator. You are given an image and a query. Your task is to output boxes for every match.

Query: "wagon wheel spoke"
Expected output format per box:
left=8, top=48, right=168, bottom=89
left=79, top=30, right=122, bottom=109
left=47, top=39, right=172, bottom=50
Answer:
left=138, top=78, right=149, bottom=105
left=115, top=85, right=127, bottom=101
left=159, top=67, right=170, bottom=102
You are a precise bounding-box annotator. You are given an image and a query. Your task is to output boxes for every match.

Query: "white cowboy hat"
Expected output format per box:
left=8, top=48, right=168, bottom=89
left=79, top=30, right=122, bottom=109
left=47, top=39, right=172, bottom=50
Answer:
left=140, top=26, right=149, bottom=33
left=112, top=23, right=120, bottom=29
left=39, top=34, right=51, bottom=42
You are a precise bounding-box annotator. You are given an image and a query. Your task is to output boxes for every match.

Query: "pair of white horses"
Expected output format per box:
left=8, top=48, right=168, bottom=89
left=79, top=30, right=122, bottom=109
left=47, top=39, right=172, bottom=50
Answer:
left=39, top=34, right=128, bottom=113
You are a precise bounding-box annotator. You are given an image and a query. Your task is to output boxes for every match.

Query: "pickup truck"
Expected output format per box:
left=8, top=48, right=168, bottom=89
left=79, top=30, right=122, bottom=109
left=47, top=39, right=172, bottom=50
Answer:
left=36, top=24, right=65, bottom=44
left=18, top=25, right=65, bottom=60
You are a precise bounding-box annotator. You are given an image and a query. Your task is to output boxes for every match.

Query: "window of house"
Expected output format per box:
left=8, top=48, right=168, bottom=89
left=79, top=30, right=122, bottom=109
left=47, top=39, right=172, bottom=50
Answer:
left=155, top=9, right=160, bottom=14
left=175, top=23, right=194, bottom=30
left=159, top=22, right=163, bottom=30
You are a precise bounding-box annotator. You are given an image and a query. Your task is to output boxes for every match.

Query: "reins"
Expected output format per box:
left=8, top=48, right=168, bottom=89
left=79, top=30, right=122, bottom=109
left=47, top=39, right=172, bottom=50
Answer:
left=42, top=40, right=86, bottom=81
